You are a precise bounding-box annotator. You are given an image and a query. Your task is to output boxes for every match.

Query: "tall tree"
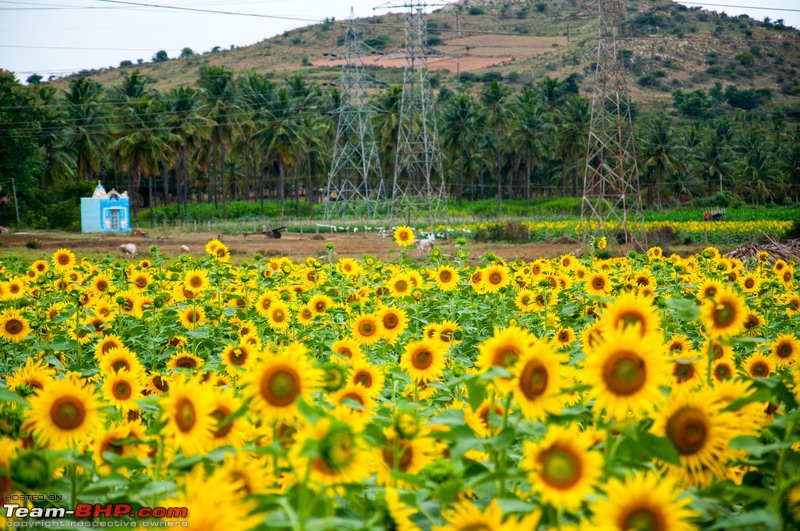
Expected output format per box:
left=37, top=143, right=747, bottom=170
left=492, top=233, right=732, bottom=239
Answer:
left=64, top=76, right=110, bottom=183
left=441, top=93, right=482, bottom=206
left=481, top=81, right=512, bottom=215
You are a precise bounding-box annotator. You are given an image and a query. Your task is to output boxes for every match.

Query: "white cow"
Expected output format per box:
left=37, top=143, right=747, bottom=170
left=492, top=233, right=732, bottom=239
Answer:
left=119, top=243, right=138, bottom=259
left=413, top=233, right=435, bottom=253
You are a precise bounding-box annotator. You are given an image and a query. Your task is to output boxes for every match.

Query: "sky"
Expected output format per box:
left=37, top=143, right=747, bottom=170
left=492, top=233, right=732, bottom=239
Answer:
left=1, top=0, right=799, bottom=84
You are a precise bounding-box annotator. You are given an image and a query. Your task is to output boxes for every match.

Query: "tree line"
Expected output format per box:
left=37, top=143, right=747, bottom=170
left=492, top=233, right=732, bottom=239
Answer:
left=1, top=66, right=798, bottom=229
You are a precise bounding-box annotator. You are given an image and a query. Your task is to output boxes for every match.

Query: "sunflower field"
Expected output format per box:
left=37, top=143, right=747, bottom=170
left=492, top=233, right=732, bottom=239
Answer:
left=1, top=230, right=799, bottom=530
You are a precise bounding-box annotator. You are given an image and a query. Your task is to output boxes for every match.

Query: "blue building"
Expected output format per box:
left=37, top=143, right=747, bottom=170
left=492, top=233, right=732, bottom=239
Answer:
left=80, top=182, right=131, bottom=233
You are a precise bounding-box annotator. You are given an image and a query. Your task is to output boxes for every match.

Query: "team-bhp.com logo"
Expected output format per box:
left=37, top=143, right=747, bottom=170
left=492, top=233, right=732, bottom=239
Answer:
left=4, top=502, right=188, bottom=526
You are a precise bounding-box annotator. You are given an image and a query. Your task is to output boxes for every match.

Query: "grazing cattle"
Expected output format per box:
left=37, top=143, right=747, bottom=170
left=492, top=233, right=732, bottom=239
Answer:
left=119, top=243, right=138, bottom=259
left=413, top=233, right=435, bottom=253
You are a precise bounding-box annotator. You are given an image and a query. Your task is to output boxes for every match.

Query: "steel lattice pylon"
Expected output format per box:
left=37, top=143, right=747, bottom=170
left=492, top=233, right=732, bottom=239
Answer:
left=324, top=10, right=386, bottom=221
left=581, top=0, right=646, bottom=248
left=388, top=0, right=447, bottom=223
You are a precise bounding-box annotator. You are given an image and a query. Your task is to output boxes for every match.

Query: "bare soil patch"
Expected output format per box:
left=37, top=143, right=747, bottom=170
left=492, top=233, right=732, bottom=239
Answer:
left=0, top=230, right=712, bottom=264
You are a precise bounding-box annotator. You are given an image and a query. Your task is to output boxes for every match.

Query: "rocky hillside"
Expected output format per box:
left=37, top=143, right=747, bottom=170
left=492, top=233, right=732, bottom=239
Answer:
left=52, top=0, right=800, bottom=109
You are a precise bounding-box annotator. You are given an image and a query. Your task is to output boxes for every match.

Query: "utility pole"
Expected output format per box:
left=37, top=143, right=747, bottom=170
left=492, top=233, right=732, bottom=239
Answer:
left=324, top=9, right=387, bottom=221
left=581, top=0, right=646, bottom=249
left=377, top=0, right=447, bottom=223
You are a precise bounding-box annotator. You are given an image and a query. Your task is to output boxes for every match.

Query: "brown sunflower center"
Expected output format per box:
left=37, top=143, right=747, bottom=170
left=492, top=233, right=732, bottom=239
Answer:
left=538, top=445, right=583, bottom=490
left=713, top=363, right=732, bottom=381
left=394, top=280, right=408, bottom=292
left=354, top=371, right=373, bottom=387
left=261, top=368, right=300, bottom=407
left=493, top=347, right=520, bottom=368
left=185, top=309, right=201, bottom=323
left=4, top=319, right=23, bottom=335
left=229, top=348, right=247, bottom=366
left=439, top=270, right=452, bottom=283
left=358, top=321, right=376, bottom=337
left=711, top=301, right=736, bottom=328
left=152, top=375, right=169, bottom=392
left=665, top=406, right=708, bottom=455
left=603, top=351, right=646, bottom=396
left=750, top=361, right=770, bottom=378
left=744, top=278, right=755, bottom=289
left=383, top=313, right=399, bottom=329
left=50, top=396, right=86, bottom=430
left=211, top=407, right=233, bottom=438
left=776, top=343, right=793, bottom=359
left=112, top=381, right=132, bottom=400
left=112, top=360, right=130, bottom=372
left=175, top=357, right=198, bottom=369
left=592, top=277, right=606, bottom=290
left=272, top=309, right=286, bottom=322
left=618, top=312, right=645, bottom=331
left=57, top=254, right=71, bottom=266
left=488, top=272, right=503, bottom=285
left=411, top=348, right=433, bottom=370
left=519, top=360, right=548, bottom=400
left=174, top=398, right=196, bottom=433
left=673, top=363, right=695, bottom=382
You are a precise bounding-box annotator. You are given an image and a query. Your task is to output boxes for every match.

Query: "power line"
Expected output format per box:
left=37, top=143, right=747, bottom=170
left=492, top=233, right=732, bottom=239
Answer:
left=679, top=2, right=800, bottom=14
left=89, top=0, right=323, bottom=23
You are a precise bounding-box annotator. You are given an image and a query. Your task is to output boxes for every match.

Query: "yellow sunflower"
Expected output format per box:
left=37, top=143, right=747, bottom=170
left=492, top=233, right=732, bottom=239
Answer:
left=128, top=270, right=153, bottom=292
left=387, top=273, right=413, bottom=299
left=481, top=264, right=510, bottom=293
left=167, top=351, right=204, bottom=372
left=178, top=305, right=206, bottom=330
left=666, top=334, right=692, bottom=355
left=378, top=306, right=409, bottom=344
left=92, top=420, right=149, bottom=474
left=183, top=269, right=210, bottom=294
left=101, top=368, right=143, bottom=413
left=209, top=388, right=246, bottom=449
left=52, top=248, right=76, bottom=271
left=266, top=300, right=291, bottom=332
left=432, top=499, right=507, bottom=531
left=435, top=320, right=461, bottom=346
left=652, top=387, right=738, bottom=488
left=696, top=279, right=724, bottom=303
left=243, top=345, right=322, bottom=422
left=770, top=334, right=800, bottom=368
left=510, top=340, right=564, bottom=421
left=521, top=424, right=603, bottom=512
left=432, top=265, right=460, bottom=291
left=700, top=288, right=748, bottom=338
left=290, top=416, right=372, bottom=488
left=27, top=377, right=103, bottom=449
left=464, top=398, right=506, bottom=438
left=585, top=271, right=612, bottom=297
left=376, top=427, right=436, bottom=486
left=4, top=277, right=26, bottom=300
left=597, top=291, right=661, bottom=338
left=400, top=338, right=447, bottom=383
left=711, top=357, right=737, bottom=383
left=554, top=327, right=575, bottom=347
left=0, top=309, right=31, bottom=343
left=514, top=288, right=540, bottom=312
left=349, top=359, right=386, bottom=398
left=476, top=325, right=534, bottom=376
left=308, top=294, right=334, bottom=315
left=98, top=346, right=145, bottom=377
left=221, top=343, right=256, bottom=378
left=742, top=352, right=775, bottom=379
left=351, top=312, right=383, bottom=346
left=160, top=376, right=215, bottom=456
left=588, top=472, right=698, bottom=531
left=330, top=338, right=364, bottom=363
left=668, top=352, right=706, bottom=389
left=393, top=226, right=415, bottom=248
left=5, top=356, right=56, bottom=394
left=583, top=328, right=669, bottom=420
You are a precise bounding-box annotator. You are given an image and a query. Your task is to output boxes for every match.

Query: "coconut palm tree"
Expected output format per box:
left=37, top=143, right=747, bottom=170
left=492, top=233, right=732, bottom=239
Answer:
left=441, top=92, right=481, bottom=206
left=513, top=88, right=553, bottom=204
left=640, top=115, right=685, bottom=208
left=480, top=80, right=512, bottom=215
left=64, top=77, right=110, bottom=183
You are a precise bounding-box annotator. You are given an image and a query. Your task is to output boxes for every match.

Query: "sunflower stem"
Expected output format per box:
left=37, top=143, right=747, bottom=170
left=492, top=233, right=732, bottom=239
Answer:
left=775, top=418, right=797, bottom=529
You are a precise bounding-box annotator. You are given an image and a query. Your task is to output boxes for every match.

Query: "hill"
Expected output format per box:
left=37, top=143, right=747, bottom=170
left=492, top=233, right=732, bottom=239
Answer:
left=50, top=0, right=800, bottom=111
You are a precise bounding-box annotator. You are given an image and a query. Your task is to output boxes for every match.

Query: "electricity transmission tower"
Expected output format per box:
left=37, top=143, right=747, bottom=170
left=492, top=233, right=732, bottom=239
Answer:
left=581, top=0, right=646, bottom=248
left=378, top=0, right=447, bottom=223
left=324, top=10, right=386, bottom=221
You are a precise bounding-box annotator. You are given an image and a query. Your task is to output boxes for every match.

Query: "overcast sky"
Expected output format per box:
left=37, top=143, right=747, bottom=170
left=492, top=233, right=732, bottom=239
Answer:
left=1, top=0, right=798, bottom=84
